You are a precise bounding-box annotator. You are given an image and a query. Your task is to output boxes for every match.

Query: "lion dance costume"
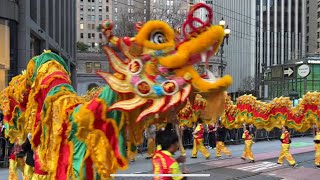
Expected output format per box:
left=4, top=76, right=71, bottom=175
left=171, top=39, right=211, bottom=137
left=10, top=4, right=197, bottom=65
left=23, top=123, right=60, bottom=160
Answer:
left=0, top=3, right=232, bottom=179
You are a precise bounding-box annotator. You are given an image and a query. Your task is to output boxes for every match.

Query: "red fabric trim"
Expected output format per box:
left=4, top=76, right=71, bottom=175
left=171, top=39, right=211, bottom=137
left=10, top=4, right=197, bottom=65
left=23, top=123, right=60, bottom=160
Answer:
left=86, top=99, right=125, bottom=167
left=55, top=122, right=71, bottom=180
left=86, top=157, right=94, bottom=180
left=32, top=77, right=70, bottom=147
left=34, top=151, right=48, bottom=175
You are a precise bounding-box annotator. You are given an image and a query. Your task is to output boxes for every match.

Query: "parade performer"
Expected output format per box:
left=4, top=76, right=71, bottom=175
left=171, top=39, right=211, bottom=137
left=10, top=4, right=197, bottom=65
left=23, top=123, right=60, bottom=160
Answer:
left=152, top=130, right=186, bottom=180
left=277, top=126, right=297, bottom=167
left=191, top=118, right=210, bottom=159
left=146, top=124, right=157, bottom=159
left=21, top=133, right=34, bottom=180
left=241, top=124, right=255, bottom=163
left=0, top=3, right=232, bottom=179
left=314, top=127, right=320, bottom=168
left=8, top=140, right=25, bottom=180
left=207, top=123, right=216, bottom=149
left=215, top=119, right=232, bottom=158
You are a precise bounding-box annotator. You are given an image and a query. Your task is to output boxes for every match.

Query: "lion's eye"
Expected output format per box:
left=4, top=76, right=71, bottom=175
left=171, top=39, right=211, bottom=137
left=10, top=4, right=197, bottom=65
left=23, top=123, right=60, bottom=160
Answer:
left=150, top=31, right=166, bottom=44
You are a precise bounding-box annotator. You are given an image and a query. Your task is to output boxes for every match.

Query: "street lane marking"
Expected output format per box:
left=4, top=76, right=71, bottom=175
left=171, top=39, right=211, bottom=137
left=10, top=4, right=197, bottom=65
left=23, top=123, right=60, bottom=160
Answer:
left=236, top=161, right=281, bottom=172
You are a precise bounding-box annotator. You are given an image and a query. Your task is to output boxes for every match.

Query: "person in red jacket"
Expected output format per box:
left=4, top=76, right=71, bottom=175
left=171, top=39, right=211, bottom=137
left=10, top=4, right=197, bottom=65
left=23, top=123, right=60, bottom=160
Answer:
left=277, top=126, right=297, bottom=167
left=191, top=118, right=210, bottom=159
left=241, top=124, right=255, bottom=163
left=152, top=130, right=186, bottom=180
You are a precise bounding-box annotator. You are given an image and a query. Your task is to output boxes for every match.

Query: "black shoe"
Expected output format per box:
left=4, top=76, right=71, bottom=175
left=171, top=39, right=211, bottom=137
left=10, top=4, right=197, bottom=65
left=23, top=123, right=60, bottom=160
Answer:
left=316, top=165, right=320, bottom=168
left=191, top=156, right=197, bottom=159
left=145, top=157, right=152, bottom=159
left=249, top=160, right=255, bottom=163
left=277, top=162, right=282, bottom=165
left=241, top=157, right=246, bottom=161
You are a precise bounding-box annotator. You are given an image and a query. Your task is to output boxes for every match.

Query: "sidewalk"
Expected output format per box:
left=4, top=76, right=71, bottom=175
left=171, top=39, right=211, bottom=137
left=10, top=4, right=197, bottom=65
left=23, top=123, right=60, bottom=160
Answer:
left=118, top=136, right=314, bottom=174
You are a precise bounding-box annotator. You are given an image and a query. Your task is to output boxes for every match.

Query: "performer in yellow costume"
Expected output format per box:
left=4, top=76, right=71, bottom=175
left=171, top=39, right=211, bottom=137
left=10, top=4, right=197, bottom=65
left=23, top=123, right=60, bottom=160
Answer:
left=277, top=126, right=297, bottom=167
left=191, top=118, right=210, bottom=159
left=241, top=124, right=255, bottom=163
left=314, top=128, right=320, bottom=168
left=146, top=124, right=157, bottom=159
left=215, top=119, right=232, bottom=158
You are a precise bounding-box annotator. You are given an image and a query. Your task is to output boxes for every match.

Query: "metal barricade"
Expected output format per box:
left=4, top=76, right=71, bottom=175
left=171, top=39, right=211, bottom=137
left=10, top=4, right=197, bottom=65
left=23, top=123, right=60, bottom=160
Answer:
left=0, top=137, right=9, bottom=167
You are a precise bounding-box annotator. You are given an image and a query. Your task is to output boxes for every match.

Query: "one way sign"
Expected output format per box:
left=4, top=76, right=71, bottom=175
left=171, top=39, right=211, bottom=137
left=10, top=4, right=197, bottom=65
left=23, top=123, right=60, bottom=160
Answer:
left=283, top=67, right=294, bottom=78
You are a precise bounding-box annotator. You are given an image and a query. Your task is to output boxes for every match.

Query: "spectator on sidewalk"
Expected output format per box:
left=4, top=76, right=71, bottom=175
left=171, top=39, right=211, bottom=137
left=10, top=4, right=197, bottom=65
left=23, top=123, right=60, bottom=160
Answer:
left=313, top=127, right=320, bottom=168
left=145, top=124, right=157, bottom=159
left=241, top=124, right=255, bottom=163
left=207, top=123, right=216, bottom=149
left=152, top=130, right=187, bottom=180
left=215, top=119, right=232, bottom=158
left=277, top=126, right=297, bottom=167
left=191, top=118, right=210, bottom=159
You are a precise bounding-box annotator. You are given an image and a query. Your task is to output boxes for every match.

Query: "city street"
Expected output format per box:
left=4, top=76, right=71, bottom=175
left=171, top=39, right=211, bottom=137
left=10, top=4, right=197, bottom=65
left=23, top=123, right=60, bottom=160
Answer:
left=0, top=135, right=318, bottom=179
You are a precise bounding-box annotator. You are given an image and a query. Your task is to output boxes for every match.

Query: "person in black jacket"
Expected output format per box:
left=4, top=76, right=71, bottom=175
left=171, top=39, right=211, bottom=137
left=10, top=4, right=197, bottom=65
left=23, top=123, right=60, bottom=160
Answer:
left=21, top=133, right=34, bottom=179
left=215, top=119, right=232, bottom=158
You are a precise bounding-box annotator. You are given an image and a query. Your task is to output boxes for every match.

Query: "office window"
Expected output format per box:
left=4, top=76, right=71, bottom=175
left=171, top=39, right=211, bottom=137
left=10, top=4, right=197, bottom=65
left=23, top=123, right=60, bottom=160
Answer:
left=306, top=46, right=309, bottom=52
left=318, top=11, right=320, bottom=18
left=99, top=15, right=102, bottom=20
left=94, top=62, right=101, bottom=71
left=115, top=16, right=118, bottom=21
left=81, top=0, right=83, bottom=2
left=114, top=0, right=117, bottom=5
left=318, top=22, right=320, bottom=28
left=80, top=33, right=84, bottom=38
left=80, top=14, right=84, bottom=21
left=80, top=23, right=84, bottom=29
left=91, top=43, right=95, bottom=47
left=307, top=16, right=309, bottom=24
left=115, top=8, right=118, bottom=13
left=106, top=6, right=109, bottom=12
left=92, top=0, right=95, bottom=2
left=128, top=0, right=134, bottom=5
left=99, top=33, right=102, bottom=39
left=88, top=7, right=91, bottom=11
left=88, top=0, right=91, bottom=2
left=88, top=15, right=91, bottom=21
left=80, top=5, right=84, bottom=11
left=91, top=15, right=95, bottom=21
left=318, top=32, right=320, bottom=39
left=106, top=0, right=109, bottom=2
left=144, top=0, right=146, bottom=6
left=99, top=0, right=102, bottom=2
left=88, top=33, right=91, bottom=38
left=92, top=33, right=95, bottom=38
left=92, top=24, right=95, bottom=29
left=88, top=24, right=91, bottom=29
left=99, top=6, right=102, bottom=11
left=144, top=9, right=146, bottom=14
left=106, top=15, right=109, bottom=19
left=307, top=26, right=309, bottom=33
left=306, top=36, right=309, bottom=43
left=307, top=7, right=309, bottom=14
left=92, top=6, right=95, bottom=11
left=318, top=42, right=320, bottom=49
left=86, top=62, right=92, bottom=73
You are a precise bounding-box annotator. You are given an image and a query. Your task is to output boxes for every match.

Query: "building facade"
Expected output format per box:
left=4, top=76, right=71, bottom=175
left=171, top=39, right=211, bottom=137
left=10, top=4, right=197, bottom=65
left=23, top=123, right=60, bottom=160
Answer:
left=76, top=52, right=109, bottom=95
left=211, top=0, right=256, bottom=98
left=77, top=0, right=113, bottom=52
left=0, top=0, right=77, bottom=91
left=306, top=0, right=320, bottom=54
left=256, top=0, right=306, bottom=99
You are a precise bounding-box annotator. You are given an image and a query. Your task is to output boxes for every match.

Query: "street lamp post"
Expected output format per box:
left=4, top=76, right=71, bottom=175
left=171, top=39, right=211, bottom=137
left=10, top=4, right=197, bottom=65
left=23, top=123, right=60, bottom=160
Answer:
left=219, top=18, right=230, bottom=77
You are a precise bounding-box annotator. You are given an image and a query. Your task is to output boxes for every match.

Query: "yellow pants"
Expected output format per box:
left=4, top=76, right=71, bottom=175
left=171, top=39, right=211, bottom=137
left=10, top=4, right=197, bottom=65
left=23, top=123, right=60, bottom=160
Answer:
left=192, top=139, right=210, bottom=158
left=242, top=140, right=254, bottom=160
left=315, top=144, right=320, bottom=166
left=216, top=141, right=231, bottom=157
left=277, top=144, right=296, bottom=165
left=9, top=158, right=25, bottom=180
left=147, top=138, right=156, bottom=157
left=23, top=164, right=34, bottom=180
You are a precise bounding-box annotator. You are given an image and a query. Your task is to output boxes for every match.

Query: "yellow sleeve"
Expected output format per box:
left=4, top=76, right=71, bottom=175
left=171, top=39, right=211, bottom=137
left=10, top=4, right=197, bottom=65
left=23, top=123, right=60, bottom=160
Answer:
left=280, top=133, right=285, bottom=140
left=242, top=133, right=246, bottom=139
left=170, top=162, right=183, bottom=180
left=195, top=124, right=201, bottom=131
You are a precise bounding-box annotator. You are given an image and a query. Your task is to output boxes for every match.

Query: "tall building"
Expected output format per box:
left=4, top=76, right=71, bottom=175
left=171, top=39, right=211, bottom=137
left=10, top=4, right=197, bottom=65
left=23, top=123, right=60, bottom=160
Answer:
left=211, top=0, right=256, bottom=98
left=0, top=0, right=77, bottom=91
left=256, top=0, right=306, bottom=99
left=306, top=0, right=319, bottom=54
left=77, top=0, right=113, bottom=52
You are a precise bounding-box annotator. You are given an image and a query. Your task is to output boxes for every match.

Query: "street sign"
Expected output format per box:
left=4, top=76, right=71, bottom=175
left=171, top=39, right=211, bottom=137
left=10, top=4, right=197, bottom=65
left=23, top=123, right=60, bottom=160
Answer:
left=283, top=66, right=294, bottom=78
left=297, top=64, right=310, bottom=78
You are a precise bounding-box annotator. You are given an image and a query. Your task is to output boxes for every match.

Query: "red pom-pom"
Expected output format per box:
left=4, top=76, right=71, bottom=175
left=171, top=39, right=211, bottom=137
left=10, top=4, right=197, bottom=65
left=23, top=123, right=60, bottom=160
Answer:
left=122, top=37, right=132, bottom=46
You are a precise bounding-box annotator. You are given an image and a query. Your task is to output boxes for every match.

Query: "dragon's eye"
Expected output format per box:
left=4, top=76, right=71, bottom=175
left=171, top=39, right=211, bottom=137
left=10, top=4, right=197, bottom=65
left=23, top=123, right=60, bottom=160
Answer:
left=150, top=31, right=166, bottom=44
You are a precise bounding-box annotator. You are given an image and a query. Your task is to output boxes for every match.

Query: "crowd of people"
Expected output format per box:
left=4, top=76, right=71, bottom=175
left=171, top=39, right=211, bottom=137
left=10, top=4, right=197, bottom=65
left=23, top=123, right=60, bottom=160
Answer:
left=142, top=118, right=320, bottom=179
